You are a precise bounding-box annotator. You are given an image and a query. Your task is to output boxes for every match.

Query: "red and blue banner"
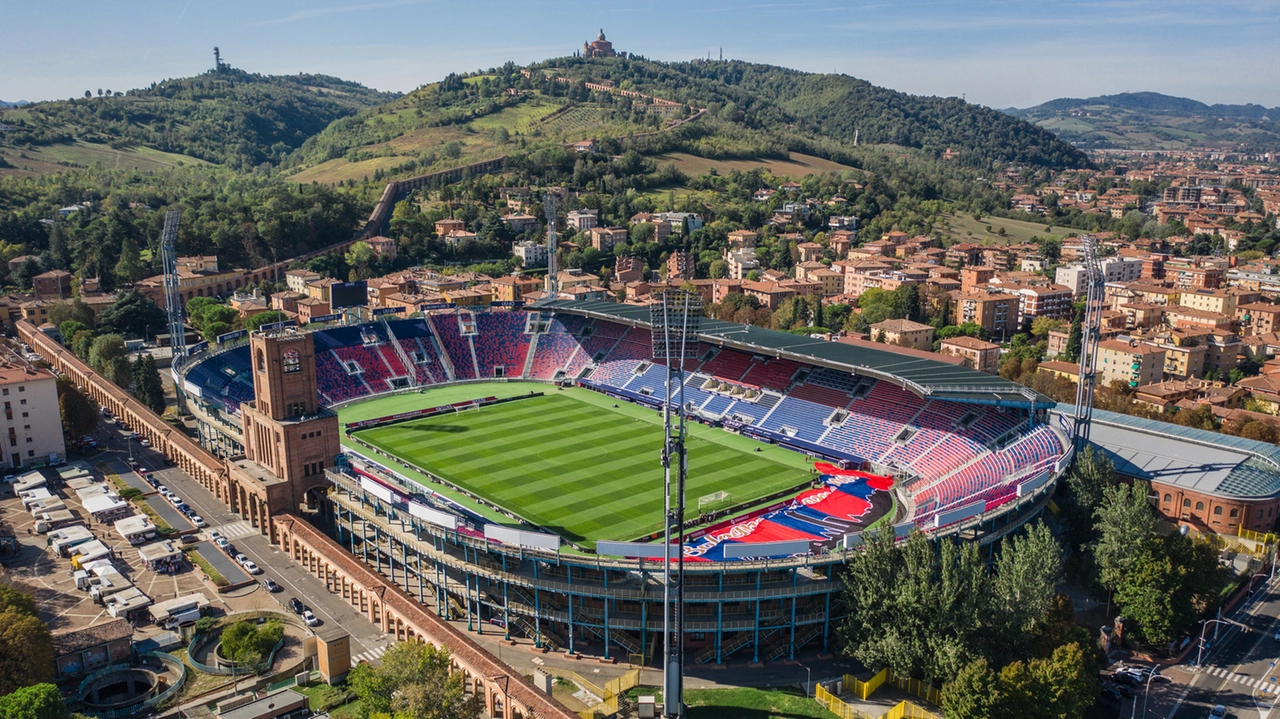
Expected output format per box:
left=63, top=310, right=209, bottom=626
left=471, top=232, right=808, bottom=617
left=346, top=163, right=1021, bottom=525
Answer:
left=683, top=466, right=895, bottom=562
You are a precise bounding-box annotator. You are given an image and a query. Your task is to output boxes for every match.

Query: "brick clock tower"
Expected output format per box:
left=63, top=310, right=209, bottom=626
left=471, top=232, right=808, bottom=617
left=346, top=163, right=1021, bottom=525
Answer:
left=229, top=327, right=339, bottom=536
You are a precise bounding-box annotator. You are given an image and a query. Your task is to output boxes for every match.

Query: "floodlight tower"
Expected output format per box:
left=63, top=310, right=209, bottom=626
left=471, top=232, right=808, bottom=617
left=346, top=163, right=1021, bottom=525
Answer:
left=1072, top=233, right=1105, bottom=448
left=650, top=289, right=701, bottom=719
left=160, top=210, right=185, bottom=360
left=544, top=194, right=559, bottom=299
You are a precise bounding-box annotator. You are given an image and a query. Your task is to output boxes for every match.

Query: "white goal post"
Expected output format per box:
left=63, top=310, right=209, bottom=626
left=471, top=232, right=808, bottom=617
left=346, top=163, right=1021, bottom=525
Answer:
left=698, top=491, right=732, bottom=512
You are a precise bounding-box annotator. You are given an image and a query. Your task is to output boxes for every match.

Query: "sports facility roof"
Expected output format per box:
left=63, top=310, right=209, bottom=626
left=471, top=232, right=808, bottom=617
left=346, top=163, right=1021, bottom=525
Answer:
left=1066, top=406, right=1280, bottom=500
left=539, top=300, right=1054, bottom=409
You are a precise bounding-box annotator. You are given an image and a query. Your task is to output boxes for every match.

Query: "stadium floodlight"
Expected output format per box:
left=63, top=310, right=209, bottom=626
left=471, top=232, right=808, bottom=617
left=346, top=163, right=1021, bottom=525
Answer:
left=649, top=289, right=701, bottom=719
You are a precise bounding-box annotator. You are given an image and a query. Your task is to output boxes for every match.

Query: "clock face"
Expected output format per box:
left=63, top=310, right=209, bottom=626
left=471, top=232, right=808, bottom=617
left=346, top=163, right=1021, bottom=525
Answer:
left=282, top=347, right=302, bottom=373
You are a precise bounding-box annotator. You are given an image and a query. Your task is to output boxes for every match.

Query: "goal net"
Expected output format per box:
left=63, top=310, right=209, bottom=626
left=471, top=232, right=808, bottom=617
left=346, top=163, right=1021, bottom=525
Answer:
left=698, top=491, right=732, bottom=513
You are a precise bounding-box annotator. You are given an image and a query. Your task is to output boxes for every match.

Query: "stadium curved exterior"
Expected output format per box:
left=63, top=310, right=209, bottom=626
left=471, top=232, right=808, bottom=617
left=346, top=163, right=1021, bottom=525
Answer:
left=177, top=305, right=1070, bottom=662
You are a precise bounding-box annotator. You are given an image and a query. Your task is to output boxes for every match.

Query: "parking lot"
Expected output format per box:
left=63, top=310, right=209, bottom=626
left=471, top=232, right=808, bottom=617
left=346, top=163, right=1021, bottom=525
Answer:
left=188, top=540, right=251, bottom=586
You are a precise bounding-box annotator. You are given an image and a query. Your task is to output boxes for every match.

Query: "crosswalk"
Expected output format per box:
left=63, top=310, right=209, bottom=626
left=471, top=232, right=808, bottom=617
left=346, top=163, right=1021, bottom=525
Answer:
left=1197, top=665, right=1280, bottom=693
left=352, top=644, right=391, bottom=665
left=217, top=520, right=255, bottom=538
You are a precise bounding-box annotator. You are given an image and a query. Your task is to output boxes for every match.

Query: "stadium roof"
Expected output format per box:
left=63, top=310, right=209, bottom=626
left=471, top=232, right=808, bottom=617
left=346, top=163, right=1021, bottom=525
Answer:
left=540, top=300, right=1053, bottom=408
left=1062, top=406, right=1280, bottom=499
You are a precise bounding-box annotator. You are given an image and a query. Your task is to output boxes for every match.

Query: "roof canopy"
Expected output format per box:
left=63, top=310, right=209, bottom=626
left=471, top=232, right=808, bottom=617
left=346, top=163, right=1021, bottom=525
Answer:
left=538, top=300, right=1052, bottom=408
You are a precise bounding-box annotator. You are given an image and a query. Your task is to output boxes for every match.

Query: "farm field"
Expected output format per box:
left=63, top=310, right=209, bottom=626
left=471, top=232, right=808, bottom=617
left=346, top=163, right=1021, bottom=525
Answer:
left=0, top=141, right=208, bottom=178
left=935, top=212, right=1073, bottom=245
left=651, top=151, right=857, bottom=178
left=350, top=388, right=812, bottom=547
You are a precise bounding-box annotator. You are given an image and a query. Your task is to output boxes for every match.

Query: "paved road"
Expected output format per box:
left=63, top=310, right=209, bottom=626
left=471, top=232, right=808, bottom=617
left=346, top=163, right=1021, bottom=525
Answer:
left=191, top=540, right=250, bottom=585
left=1110, top=572, right=1280, bottom=719
left=98, top=424, right=392, bottom=660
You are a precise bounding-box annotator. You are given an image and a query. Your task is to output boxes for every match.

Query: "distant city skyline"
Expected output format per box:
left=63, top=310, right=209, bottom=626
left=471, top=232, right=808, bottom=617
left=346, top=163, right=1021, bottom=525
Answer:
left=2, top=0, right=1277, bottom=109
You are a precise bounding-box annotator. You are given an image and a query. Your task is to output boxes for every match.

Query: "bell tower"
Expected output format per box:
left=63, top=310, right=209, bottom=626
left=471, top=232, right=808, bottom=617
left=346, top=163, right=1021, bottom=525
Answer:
left=231, top=326, right=340, bottom=536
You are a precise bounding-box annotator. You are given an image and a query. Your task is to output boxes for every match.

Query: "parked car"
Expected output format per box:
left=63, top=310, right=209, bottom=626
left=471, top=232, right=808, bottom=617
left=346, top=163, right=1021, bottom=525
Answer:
left=155, top=485, right=168, bottom=496
left=302, top=610, right=319, bottom=627
left=208, top=530, right=222, bottom=542
left=1112, top=672, right=1139, bottom=686
left=262, top=578, right=280, bottom=593
left=288, top=597, right=304, bottom=614
left=242, top=560, right=261, bottom=575
left=139, top=439, right=151, bottom=447
left=214, top=537, right=230, bottom=549
left=180, top=534, right=199, bottom=545
left=1209, top=705, right=1227, bottom=719
left=191, top=516, right=206, bottom=528
left=234, top=553, right=249, bottom=565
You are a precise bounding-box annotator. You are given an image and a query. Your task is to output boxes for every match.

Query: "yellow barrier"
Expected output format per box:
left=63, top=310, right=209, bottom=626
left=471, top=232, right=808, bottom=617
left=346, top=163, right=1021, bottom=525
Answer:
left=845, top=669, right=889, bottom=700
left=815, top=684, right=871, bottom=719
left=889, top=673, right=943, bottom=707
left=883, top=701, right=937, bottom=719
left=1239, top=526, right=1278, bottom=546
left=567, top=667, right=641, bottom=719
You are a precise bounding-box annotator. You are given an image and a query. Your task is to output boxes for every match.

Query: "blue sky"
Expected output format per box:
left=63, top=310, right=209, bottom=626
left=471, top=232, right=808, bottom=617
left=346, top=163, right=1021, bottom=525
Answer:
left=2, top=0, right=1277, bottom=108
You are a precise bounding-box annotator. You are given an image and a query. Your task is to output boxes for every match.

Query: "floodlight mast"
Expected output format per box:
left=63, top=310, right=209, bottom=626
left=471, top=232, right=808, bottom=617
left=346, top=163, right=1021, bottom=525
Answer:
left=545, top=194, right=559, bottom=299
left=1072, top=233, right=1105, bottom=448
left=652, top=289, right=700, bottom=719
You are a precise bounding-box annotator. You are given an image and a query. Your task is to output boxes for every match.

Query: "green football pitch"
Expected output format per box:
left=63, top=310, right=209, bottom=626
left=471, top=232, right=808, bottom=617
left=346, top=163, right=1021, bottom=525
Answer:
left=348, top=387, right=813, bottom=547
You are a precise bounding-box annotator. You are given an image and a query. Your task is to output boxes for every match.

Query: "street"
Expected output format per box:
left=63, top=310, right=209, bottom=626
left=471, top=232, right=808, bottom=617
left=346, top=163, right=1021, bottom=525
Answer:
left=97, top=417, right=394, bottom=662
left=1118, top=572, right=1280, bottom=719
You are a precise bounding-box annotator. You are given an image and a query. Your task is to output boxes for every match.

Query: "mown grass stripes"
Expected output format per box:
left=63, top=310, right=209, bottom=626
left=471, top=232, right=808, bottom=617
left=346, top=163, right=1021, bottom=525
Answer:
left=354, top=393, right=809, bottom=546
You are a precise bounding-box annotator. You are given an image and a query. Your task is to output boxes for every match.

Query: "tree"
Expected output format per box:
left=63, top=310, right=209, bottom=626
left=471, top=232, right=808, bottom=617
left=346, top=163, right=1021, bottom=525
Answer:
left=57, top=378, right=99, bottom=438
left=1093, top=481, right=1156, bottom=592
left=0, top=586, right=53, bottom=695
left=220, top=619, right=284, bottom=668
left=203, top=321, right=231, bottom=343
left=47, top=300, right=95, bottom=331
left=988, top=522, right=1062, bottom=661
left=0, top=587, right=38, bottom=618
left=113, top=234, right=145, bottom=285
left=131, top=354, right=165, bottom=415
left=344, top=241, right=377, bottom=281
left=942, top=659, right=999, bottom=719
left=994, top=643, right=1095, bottom=719
left=99, top=290, right=166, bottom=339
left=0, top=683, right=67, bottom=719
left=708, top=259, right=728, bottom=279
left=348, top=641, right=483, bottom=719
left=246, top=311, right=289, bottom=331
left=12, top=258, right=41, bottom=291
left=1064, top=305, right=1083, bottom=363
left=1115, top=532, right=1224, bottom=646
left=1031, top=316, right=1065, bottom=339
left=89, top=334, right=131, bottom=386
left=57, top=321, right=89, bottom=347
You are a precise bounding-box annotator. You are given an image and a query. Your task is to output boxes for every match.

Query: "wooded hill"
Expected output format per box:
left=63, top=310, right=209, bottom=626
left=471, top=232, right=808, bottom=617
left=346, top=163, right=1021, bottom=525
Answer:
left=0, top=67, right=398, bottom=170
left=1008, top=91, right=1280, bottom=151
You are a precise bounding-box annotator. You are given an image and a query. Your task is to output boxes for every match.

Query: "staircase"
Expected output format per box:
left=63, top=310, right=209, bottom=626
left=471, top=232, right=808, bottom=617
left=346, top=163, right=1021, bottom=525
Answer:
left=424, top=318, right=458, bottom=381
left=522, top=334, right=539, bottom=379
left=383, top=320, right=419, bottom=385
left=696, top=632, right=752, bottom=663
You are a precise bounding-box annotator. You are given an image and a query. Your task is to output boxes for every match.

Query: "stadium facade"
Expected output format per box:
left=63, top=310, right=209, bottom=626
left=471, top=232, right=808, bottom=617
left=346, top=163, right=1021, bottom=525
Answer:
left=177, top=302, right=1079, bottom=662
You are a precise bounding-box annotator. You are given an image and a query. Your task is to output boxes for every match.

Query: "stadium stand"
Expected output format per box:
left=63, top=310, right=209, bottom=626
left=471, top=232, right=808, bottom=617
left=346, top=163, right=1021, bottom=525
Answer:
left=473, top=312, right=532, bottom=378
left=430, top=314, right=478, bottom=380
left=183, top=311, right=1066, bottom=519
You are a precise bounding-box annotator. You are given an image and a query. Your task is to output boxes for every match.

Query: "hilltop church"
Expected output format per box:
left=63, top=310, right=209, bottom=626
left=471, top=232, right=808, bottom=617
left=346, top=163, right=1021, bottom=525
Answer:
left=581, top=30, right=617, bottom=58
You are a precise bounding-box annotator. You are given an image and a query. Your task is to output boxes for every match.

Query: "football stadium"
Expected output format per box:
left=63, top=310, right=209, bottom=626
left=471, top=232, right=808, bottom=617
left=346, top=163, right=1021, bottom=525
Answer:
left=178, top=301, right=1071, bottom=663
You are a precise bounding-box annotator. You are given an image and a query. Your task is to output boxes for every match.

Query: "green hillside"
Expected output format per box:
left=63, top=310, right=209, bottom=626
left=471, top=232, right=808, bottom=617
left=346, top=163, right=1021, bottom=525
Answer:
left=0, top=66, right=398, bottom=171
left=1009, top=92, right=1280, bottom=151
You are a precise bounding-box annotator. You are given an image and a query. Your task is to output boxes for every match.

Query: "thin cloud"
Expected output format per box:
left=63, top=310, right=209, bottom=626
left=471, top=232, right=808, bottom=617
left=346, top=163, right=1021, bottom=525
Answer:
left=251, top=0, right=436, bottom=27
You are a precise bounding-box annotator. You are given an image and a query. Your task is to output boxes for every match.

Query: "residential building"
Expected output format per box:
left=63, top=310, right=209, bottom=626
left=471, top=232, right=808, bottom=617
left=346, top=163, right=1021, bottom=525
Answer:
left=725, top=248, right=760, bottom=280
left=1237, top=303, right=1280, bottom=335
left=364, top=235, right=397, bottom=262
left=501, top=213, right=540, bottom=235
left=1015, top=284, right=1073, bottom=330
left=1047, top=329, right=1071, bottom=358
left=443, top=230, right=478, bottom=247
left=812, top=268, right=843, bottom=296
left=434, top=218, right=465, bottom=236
left=741, top=281, right=796, bottom=310
left=0, top=354, right=66, bottom=470
left=666, top=251, right=695, bottom=281
left=33, top=270, right=72, bottom=301
left=285, top=269, right=323, bottom=295
left=589, top=227, right=628, bottom=253
left=727, top=230, right=758, bottom=249
left=1179, top=288, right=1236, bottom=316
left=512, top=241, right=548, bottom=268
left=1098, top=339, right=1166, bottom=388
left=1056, top=257, right=1144, bottom=295
left=939, top=336, right=1000, bottom=374
left=490, top=275, right=540, bottom=303
left=613, top=256, right=644, bottom=285
left=654, top=212, right=702, bottom=233
left=960, top=266, right=996, bottom=293
left=953, top=292, right=1019, bottom=341
left=566, top=210, right=598, bottom=231
left=797, top=243, right=824, bottom=263
left=870, top=319, right=934, bottom=350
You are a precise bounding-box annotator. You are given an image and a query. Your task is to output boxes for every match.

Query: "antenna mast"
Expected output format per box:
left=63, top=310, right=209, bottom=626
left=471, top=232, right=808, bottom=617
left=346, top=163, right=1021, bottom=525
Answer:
left=213, top=47, right=222, bottom=71
left=544, top=193, right=559, bottom=299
